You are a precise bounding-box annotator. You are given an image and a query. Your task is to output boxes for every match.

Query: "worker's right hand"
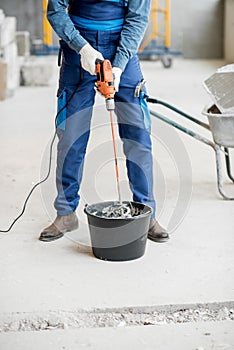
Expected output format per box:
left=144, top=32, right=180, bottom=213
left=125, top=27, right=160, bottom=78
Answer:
left=79, top=43, right=104, bottom=75
left=112, top=67, right=122, bottom=92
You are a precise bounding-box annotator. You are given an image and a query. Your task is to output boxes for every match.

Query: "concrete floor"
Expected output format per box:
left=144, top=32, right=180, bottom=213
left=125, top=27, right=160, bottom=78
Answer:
left=0, top=321, right=234, bottom=350
left=0, top=58, right=234, bottom=348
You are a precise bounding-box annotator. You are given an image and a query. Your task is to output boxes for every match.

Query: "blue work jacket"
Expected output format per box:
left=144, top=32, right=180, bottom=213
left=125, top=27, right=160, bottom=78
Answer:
left=47, top=0, right=151, bottom=71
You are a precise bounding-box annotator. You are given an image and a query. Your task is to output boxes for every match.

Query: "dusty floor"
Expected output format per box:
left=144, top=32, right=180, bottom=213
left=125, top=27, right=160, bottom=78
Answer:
left=0, top=58, right=234, bottom=349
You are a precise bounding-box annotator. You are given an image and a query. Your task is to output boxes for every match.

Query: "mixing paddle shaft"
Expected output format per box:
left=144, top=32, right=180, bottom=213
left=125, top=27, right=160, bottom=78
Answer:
left=109, top=110, right=122, bottom=205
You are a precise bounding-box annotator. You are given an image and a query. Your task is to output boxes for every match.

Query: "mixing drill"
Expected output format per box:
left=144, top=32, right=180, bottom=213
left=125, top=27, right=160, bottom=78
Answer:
left=95, top=59, right=122, bottom=207
left=95, top=59, right=115, bottom=111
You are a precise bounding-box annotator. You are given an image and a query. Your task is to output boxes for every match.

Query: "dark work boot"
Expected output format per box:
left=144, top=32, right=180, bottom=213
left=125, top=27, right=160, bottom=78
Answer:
left=148, top=219, right=169, bottom=243
left=39, top=212, right=78, bottom=242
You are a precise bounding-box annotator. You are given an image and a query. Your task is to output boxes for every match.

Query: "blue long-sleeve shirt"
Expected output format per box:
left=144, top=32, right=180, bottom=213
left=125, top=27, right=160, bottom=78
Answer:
left=47, top=0, right=151, bottom=71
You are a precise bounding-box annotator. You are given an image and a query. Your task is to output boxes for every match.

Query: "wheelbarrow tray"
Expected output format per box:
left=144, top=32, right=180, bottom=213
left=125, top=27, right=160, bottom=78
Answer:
left=202, top=105, right=234, bottom=148
left=147, top=97, right=234, bottom=200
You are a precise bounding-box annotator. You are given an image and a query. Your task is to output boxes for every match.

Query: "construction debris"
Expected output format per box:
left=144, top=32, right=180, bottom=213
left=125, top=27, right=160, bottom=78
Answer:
left=90, top=202, right=145, bottom=219
left=203, top=64, right=234, bottom=114
left=1, top=303, right=234, bottom=333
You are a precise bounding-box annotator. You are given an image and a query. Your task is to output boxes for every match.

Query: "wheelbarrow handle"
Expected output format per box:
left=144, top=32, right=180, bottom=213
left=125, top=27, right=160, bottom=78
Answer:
left=147, top=97, right=210, bottom=130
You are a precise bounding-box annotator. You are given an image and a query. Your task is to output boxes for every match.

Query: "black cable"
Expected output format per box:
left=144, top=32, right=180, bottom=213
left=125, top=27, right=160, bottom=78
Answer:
left=0, top=82, right=81, bottom=233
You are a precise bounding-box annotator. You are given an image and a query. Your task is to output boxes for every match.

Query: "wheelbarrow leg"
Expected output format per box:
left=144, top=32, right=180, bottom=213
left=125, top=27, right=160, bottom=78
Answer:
left=224, top=147, right=234, bottom=182
left=215, top=146, right=234, bottom=200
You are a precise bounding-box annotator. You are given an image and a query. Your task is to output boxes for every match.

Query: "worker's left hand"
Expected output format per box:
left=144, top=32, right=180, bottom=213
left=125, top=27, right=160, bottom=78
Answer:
left=112, top=67, right=122, bottom=92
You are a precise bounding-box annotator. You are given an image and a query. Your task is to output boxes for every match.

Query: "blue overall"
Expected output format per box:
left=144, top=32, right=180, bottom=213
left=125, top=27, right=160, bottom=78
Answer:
left=54, top=0, right=156, bottom=217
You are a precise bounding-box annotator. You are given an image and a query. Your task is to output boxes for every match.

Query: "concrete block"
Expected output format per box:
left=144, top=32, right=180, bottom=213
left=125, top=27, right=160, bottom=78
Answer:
left=16, top=31, right=30, bottom=57
left=203, top=64, right=234, bottom=114
left=2, top=41, right=20, bottom=97
left=6, top=42, right=20, bottom=94
left=0, top=60, right=7, bottom=100
left=0, top=16, right=16, bottom=48
left=20, top=56, right=55, bottom=86
left=0, top=9, right=5, bottom=26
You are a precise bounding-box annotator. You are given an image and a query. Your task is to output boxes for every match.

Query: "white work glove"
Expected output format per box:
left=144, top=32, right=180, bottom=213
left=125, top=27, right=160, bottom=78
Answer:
left=79, top=43, right=104, bottom=75
left=112, top=67, right=122, bottom=92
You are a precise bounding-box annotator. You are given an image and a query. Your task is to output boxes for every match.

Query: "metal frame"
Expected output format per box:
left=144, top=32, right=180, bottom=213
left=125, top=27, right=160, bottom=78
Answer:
left=42, top=0, right=52, bottom=47
left=138, top=0, right=181, bottom=67
left=147, top=97, right=234, bottom=200
left=32, top=0, right=59, bottom=55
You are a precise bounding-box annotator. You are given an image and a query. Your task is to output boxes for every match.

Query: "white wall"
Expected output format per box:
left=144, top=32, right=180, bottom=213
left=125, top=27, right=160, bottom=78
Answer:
left=170, top=0, right=224, bottom=58
left=224, top=0, right=234, bottom=62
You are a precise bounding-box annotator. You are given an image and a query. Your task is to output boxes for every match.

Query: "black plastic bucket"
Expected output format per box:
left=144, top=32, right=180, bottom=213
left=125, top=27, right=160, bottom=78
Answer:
left=84, top=201, right=152, bottom=261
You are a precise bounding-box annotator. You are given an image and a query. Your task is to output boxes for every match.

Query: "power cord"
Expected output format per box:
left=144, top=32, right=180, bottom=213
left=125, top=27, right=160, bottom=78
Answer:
left=0, top=83, right=81, bottom=233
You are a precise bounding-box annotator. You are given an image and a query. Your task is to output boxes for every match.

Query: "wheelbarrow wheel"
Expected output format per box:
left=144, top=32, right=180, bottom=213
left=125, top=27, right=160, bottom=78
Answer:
left=161, top=56, right=172, bottom=68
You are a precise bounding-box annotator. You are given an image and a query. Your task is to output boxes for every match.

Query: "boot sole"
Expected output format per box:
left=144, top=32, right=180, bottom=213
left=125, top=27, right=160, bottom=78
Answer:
left=39, top=222, right=78, bottom=242
left=39, top=232, right=64, bottom=242
left=147, top=234, right=169, bottom=243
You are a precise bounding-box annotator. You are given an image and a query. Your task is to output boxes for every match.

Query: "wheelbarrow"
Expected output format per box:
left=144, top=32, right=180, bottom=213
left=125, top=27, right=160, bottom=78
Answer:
left=147, top=97, right=234, bottom=200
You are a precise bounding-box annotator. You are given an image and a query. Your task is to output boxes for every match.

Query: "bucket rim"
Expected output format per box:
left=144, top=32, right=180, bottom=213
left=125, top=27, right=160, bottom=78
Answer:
left=84, top=200, right=153, bottom=220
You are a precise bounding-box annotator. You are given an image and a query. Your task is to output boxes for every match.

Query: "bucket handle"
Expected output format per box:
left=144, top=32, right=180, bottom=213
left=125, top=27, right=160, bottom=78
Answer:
left=84, top=203, right=89, bottom=214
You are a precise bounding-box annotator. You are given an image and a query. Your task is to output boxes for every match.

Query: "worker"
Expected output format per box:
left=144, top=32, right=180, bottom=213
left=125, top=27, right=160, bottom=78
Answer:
left=39, top=0, right=169, bottom=243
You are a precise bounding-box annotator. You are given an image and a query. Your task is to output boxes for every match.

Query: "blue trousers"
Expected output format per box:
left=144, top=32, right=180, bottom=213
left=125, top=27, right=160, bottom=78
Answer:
left=55, top=28, right=156, bottom=217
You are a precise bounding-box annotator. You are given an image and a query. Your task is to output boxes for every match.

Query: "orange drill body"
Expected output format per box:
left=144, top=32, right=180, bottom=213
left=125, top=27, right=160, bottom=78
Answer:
left=96, top=59, right=115, bottom=111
